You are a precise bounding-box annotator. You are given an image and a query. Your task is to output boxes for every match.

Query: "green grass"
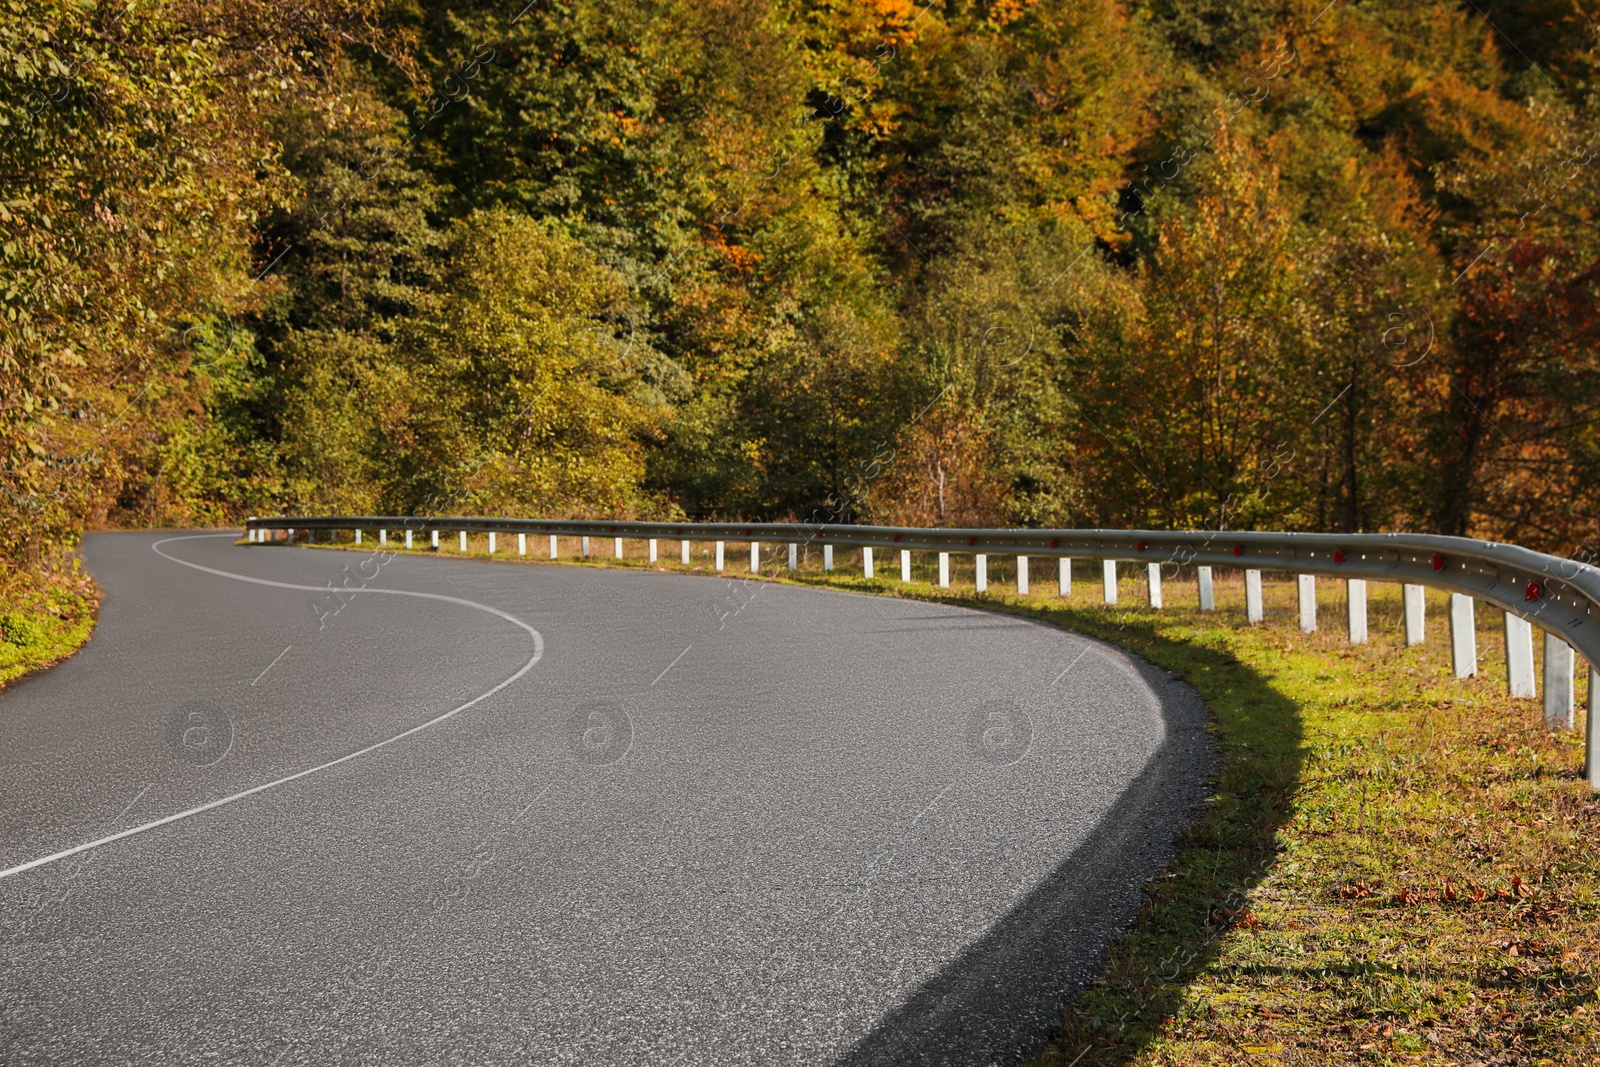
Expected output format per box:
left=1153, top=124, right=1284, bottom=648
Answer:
left=0, top=570, right=99, bottom=691
left=264, top=532, right=1600, bottom=1062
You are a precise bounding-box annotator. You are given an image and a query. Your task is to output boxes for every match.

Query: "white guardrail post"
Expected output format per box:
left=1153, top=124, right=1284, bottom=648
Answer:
left=1588, top=671, right=1600, bottom=789
left=243, top=516, right=1600, bottom=789
left=1403, top=584, right=1425, bottom=645
left=1505, top=612, right=1536, bottom=699
left=1347, top=579, right=1368, bottom=644
left=1297, top=575, right=1316, bottom=633
left=1449, top=593, right=1476, bottom=677
left=1544, top=635, right=1575, bottom=729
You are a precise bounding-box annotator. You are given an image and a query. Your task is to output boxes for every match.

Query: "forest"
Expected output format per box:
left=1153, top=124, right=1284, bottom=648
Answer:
left=4, top=0, right=1599, bottom=609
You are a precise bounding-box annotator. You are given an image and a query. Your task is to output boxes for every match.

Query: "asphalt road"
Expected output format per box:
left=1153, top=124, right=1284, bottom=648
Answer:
left=0, top=531, right=1212, bottom=1066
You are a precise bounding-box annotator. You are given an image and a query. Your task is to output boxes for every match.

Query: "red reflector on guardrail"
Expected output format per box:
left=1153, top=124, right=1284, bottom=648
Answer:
left=1526, top=580, right=1544, bottom=601
left=1432, top=554, right=1447, bottom=572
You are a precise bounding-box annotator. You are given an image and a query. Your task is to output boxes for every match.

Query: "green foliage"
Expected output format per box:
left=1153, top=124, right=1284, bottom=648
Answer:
left=7, top=0, right=1600, bottom=619
left=382, top=209, right=670, bottom=518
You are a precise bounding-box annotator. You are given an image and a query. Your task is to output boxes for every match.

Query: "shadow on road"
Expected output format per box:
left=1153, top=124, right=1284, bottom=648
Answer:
left=831, top=611, right=1304, bottom=1067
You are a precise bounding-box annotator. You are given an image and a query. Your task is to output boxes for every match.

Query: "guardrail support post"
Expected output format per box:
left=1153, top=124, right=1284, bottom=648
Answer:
left=488, top=532, right=497, bottom=554
left=787, top=542, right=796, bottom=571
left=824, top=545, right=833, bottom=572
left=715, top=541, right=725, bottom=572
left=1298, top=575, right=1316, bottom=633
left=1245, top=569, right=1263, bottom=624
left=615, top=537, right=624, bottom=559
left=1403, top=584, right=1425, bottom=645
left=461, top=531, right=469, bottom=553
left=1198, top=566, right=1215, bottom=612
left=976, top=554, right=987, bottom=593
left=551, top=535, right=559, bottom=558
left=519, top=533, right=528, bottom=556
left=681, top=540, right=690, bottom=565
left=431, top=530, right=439, bottom=549
left=1018, top=556, right=1029, bottom=595
left=863, top=546, right=874, bottom=578
left=1060, top=558, right=1072, bottom=597
left=353, top=530, right=360, bottom=545
left=1448, top=593, right=1475, bottom=676
left=900, top=549, right=911, bottom=583
left=1587, top=667, right=1599, bottom=789
left=403, top=530, right=412, bottom=549
left=650, top=539, right=659, bottom=563
left=1147, top=563, right=1162, bottom=609
left=1504, top=613, right=1536, bottom=699
left=378, top=530, right=385, bottom=546
left=939, top=552, right=950, bottom=588
left=1544, top=634, right=1575, bottom=729
left=751, top=541, right=760, bottom=572
left=1346, top=579, right=1368, bottom=644
left=1103, top=560, right=1117, bottom=605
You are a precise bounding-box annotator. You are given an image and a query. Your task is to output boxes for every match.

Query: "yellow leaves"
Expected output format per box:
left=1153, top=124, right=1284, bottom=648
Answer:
left=985, top=0, right=1037, bottom=30
left=867, top=0, right=917, bottom=27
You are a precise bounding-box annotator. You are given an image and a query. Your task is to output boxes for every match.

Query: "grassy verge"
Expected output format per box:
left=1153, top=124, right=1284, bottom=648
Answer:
left=0, top=568, right=99, bottom=691
left=267, top=533, right=1600, bottom=1063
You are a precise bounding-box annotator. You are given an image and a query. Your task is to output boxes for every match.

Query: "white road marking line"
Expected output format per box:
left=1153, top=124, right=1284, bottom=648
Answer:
left=250, top=644, right=292, bottom=686
left=650, top=644, right=691, bottom=686
left=0, top=533, right=544, bottom=883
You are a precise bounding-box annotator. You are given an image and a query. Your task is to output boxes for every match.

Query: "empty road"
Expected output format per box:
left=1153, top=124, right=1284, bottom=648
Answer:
left=0, top=531, right=1211, bottom=1066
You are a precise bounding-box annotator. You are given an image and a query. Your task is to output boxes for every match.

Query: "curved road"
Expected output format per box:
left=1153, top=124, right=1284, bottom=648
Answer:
left=0, top=532, right=1211, bottom=1066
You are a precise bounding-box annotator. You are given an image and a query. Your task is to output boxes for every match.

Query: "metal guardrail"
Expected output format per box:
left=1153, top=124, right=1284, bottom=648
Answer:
left=244, top=515, right=1600, bottom=787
